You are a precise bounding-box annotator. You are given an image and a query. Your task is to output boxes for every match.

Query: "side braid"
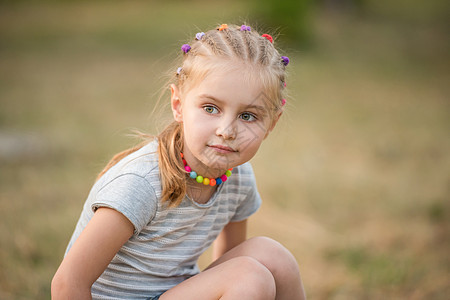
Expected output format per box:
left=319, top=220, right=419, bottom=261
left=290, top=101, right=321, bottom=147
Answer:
left=211, top=31, right=231, bottom=56
left=258, top=37, right=270, bottom=66
left=202, top=32, right=223, bottom=56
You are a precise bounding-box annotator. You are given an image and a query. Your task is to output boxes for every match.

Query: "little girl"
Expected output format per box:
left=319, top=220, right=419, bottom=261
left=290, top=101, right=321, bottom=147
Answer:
left=52, top=24, right=306, bottom=300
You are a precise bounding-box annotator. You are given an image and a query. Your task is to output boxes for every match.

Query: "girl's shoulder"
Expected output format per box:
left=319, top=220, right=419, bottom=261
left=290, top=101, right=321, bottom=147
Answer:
left=99, top=140, right=160, bottom=184
left=233, top=161, right=256, bottom=177
left=226, top=161, right=258, bottom=190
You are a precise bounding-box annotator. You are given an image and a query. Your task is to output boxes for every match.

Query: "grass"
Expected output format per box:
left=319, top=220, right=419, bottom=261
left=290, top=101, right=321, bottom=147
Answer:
left=0, top=1, right=449, bottom=299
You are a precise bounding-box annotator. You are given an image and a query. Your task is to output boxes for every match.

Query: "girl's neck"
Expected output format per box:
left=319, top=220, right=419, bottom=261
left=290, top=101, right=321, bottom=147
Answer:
left=182, top=150, right=229, bottom=179
left=186, top=181, right=217, bottom=204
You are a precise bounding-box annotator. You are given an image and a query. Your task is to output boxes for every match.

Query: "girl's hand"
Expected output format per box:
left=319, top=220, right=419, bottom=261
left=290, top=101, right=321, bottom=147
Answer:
left=51, top=208, right=134, bottom=299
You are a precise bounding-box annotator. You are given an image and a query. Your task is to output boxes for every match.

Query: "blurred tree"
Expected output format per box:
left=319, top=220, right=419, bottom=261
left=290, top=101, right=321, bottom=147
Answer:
left=247, top=0, right=315, bottom=48
left=248, top=0, right=371, bottom=47
left=320, top=0, right=367, bottom=14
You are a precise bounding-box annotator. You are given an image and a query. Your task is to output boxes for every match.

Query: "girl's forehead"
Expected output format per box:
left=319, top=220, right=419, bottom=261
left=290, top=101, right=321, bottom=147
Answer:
left=191, top=67, right=266, bottom=104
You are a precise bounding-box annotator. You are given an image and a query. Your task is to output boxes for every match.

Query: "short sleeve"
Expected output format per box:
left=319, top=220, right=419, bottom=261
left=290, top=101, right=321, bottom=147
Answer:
left=230, top=166, right=262, bottom=222
left=92, top=173, right=158, bottom=235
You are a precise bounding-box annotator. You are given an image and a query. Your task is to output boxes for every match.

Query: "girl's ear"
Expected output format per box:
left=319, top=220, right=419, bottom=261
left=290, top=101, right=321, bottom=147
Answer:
left=170, top=84, right=183, bottom=122
left=264, top=110, right=283, bottom=139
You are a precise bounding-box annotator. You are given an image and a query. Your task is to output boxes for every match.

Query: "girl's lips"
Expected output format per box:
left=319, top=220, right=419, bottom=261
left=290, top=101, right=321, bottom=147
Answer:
left=208, top=145, right=237, bottom=154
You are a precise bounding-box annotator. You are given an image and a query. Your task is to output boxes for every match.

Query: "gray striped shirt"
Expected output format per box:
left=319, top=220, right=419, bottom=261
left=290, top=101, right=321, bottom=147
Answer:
left=65, top=141, right=262, bottom=299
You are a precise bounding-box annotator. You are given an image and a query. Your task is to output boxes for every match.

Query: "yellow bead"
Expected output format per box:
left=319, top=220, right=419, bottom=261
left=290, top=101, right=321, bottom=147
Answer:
left=203, top=178, right=210, bottom=185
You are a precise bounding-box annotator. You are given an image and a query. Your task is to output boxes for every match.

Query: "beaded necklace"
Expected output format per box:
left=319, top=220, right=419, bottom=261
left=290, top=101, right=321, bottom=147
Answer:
left=181, top=153, right=232, bottom=186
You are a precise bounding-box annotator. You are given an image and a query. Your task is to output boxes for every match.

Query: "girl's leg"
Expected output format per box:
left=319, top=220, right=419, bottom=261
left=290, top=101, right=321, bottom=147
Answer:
left=206, top=236, right=307, bottom=300
left=160, top=256, right=276, bottom=300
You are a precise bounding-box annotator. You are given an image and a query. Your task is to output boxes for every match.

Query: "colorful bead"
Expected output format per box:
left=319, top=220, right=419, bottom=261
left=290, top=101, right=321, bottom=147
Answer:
left=181, top=152, right=233, bottom=186
left=281, top=98, right=286, bottom=106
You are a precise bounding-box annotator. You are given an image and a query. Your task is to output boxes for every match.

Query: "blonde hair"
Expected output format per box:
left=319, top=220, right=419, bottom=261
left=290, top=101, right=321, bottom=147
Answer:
left=98, top=24, right=289, bottom=207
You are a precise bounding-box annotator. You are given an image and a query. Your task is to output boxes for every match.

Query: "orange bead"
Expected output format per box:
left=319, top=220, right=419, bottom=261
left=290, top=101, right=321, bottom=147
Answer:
left=209, top=178, right=216, bottom=186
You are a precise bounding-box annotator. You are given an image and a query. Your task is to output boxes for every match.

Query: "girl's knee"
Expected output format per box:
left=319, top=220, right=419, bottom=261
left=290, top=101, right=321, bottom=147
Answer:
left=227, top=256, right=276, bottom=299
left=247, top=236, right=300, bottom=277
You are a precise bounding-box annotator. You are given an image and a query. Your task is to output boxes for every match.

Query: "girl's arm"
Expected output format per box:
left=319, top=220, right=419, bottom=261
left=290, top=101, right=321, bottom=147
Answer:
left=51, top=207, right=134, bottom=299
left=212, top=219, right=247, bottom=261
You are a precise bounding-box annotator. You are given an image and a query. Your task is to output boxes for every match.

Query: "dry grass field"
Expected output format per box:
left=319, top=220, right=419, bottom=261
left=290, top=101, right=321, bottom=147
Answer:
left=0, top=1, right=448, bottom=299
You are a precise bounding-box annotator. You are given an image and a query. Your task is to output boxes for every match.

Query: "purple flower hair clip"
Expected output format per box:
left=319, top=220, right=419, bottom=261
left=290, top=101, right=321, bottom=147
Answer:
left=181, top=44, right=191, bottom=54
left=281, top=56, right=290, bottom=66
left=195, top=32, right=205, bottom=40
left=240, top=25, right=251, bottom=31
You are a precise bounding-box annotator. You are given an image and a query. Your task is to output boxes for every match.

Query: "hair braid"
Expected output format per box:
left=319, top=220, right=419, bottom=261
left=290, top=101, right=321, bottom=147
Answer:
left=242, top=31, right=257, bottom=62
left=258, top=37, right=270, bottom=66
left=202, top=33, right=222, bottom=56
left=206, top=31, right=230, bottom=56
left=222, top=28, right=243, bottom=58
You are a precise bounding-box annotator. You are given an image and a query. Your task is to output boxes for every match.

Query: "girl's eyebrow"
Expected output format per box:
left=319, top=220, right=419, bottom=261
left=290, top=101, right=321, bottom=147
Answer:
left=199, top=94, right=266, bottom=112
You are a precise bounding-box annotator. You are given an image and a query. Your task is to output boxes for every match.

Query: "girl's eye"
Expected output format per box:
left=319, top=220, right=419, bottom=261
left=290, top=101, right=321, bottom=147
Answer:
left=204, top=106, right=219, bottom=114
left=240, top=112, right=257, bottom=122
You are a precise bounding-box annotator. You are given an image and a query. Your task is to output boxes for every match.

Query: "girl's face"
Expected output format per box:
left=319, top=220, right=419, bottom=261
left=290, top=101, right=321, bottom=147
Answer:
left=171, top=66, right=280, bottom=177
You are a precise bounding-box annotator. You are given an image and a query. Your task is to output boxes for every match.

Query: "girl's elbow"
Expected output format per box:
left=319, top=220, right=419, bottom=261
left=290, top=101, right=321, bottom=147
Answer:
left=51, top=272, right=68, bottom=299
left=51, top=271, right=91, bottom=299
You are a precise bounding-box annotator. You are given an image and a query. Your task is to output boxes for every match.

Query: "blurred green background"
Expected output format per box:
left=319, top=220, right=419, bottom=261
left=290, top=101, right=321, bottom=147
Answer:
left=0, top=0, right=449, bottom=299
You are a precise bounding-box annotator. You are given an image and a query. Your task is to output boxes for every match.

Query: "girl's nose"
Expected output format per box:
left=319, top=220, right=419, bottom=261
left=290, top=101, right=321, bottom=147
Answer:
left=216, top=119, right=237, bottom=140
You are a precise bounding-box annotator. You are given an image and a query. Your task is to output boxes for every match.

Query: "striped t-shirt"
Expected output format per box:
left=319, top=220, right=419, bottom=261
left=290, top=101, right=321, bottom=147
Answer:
left=65, top=140, right=262, bottom=299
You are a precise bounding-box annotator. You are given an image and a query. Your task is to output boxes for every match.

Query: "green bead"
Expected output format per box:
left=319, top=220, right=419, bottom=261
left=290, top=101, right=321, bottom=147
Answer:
left=225, top=170, right=232, bottom=177
left=196, top=176, right=204, bottom=183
